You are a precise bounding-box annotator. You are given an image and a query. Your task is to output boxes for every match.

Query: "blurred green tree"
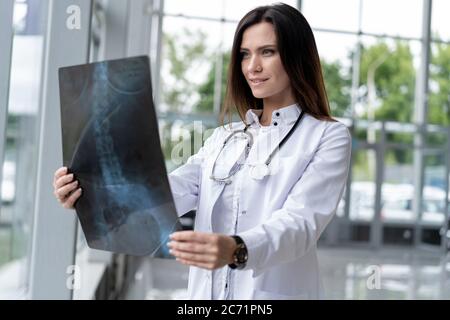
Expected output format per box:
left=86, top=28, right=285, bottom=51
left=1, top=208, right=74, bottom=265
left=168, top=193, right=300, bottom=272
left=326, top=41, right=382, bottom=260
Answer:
left=162, top=28, right=209, bottom=112
left=359, top=41, right=416, bottom=123
left=195, top=52, right=230, bottom=113
left=429, top=42, right=450, bottom=126
left=322, top=59, right=352, bottom=118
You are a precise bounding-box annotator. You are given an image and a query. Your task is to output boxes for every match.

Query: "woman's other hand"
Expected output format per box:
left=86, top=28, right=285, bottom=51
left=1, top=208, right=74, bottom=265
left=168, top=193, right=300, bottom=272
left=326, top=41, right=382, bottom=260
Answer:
left=168, top=231, right=237, bottom=270
left=53, top=167, right=82, bottom=209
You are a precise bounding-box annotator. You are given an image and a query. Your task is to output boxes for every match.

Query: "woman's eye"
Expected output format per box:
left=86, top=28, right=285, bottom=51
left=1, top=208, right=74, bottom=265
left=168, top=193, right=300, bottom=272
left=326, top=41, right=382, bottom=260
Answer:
left=262, top=49, right=274, bottom=55
left=240, top=51, right=249, bottom=59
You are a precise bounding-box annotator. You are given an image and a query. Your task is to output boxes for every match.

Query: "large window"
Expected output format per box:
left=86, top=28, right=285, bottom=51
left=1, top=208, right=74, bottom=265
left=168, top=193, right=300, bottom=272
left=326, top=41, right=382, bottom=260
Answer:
left=0, top=0, right=47, bottom=296
left=304, top=0, right=450, bottom=247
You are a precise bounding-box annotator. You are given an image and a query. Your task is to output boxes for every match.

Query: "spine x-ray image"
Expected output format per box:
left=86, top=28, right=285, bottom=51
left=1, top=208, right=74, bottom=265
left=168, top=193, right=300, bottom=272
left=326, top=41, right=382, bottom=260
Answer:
left=58, top=56, right=181, bottom=257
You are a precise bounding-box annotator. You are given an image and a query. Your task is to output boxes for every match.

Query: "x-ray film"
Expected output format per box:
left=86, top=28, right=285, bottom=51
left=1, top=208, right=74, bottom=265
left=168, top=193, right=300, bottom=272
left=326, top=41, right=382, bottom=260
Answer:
left=58, top=56, right=181, bottom=257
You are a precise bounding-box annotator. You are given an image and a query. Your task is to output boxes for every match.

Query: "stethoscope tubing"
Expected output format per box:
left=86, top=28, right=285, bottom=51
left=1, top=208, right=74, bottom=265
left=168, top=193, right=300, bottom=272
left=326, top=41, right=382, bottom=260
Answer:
left=210, top=109, right=306, bottom=183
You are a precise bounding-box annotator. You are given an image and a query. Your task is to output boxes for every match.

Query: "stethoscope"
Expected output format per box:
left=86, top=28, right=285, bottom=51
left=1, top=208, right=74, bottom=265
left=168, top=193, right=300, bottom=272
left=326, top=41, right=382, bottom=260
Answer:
left=210, top=110, right=306, bottom=185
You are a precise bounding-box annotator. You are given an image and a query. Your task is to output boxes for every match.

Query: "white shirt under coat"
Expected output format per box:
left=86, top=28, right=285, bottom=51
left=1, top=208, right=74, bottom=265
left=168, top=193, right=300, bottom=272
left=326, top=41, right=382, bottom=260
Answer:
left=168, top=103, right=352, bottom=299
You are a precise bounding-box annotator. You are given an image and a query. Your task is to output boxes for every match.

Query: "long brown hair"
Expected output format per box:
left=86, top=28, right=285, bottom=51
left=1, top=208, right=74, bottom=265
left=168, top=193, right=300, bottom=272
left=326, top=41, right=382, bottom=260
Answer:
left=221, top=3, right=333, bottom=125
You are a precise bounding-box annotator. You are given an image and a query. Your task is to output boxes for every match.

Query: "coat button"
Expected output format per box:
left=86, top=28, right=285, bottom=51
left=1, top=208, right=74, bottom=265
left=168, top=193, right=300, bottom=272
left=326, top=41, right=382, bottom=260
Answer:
left=275, top=112, right=280, bottom=117
left=274, top=122, right=278, bottom=126
left=241, top=210, right=247, bottom=215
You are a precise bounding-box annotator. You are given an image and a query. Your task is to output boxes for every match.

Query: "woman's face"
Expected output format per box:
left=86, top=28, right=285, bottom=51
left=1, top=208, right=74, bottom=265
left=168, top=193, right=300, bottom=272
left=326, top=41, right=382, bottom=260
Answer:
left=240, top=22, right=294, bottom=106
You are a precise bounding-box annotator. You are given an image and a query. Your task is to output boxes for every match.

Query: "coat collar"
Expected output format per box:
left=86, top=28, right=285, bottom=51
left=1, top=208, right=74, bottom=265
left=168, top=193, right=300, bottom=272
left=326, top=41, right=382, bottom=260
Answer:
left=245, top=103, right=302, bottom=129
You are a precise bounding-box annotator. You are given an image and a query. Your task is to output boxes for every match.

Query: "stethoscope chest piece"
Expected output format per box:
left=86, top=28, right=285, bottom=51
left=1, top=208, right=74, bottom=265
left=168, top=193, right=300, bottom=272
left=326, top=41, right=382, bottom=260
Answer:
left=250, top=163, right=270, bottom=180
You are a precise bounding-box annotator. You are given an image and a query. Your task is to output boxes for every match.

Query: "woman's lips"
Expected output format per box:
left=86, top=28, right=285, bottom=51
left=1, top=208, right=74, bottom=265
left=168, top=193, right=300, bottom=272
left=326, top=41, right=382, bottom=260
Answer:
left=249, top=78, right=269, bottom=86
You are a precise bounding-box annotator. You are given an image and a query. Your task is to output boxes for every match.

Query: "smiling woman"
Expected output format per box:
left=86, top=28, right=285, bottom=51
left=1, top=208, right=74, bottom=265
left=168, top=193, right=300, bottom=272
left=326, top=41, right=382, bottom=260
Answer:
left=166, top=3, right=351, bottom=300
left=53, top=2, right=352, bottom=300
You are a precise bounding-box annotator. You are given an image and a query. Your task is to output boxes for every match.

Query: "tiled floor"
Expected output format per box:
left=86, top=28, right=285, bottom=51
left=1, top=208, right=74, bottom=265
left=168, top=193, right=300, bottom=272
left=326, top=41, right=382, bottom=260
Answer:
left=319, top=246, right=450, bottom=299
left=145, top=246, right=450, bottom=300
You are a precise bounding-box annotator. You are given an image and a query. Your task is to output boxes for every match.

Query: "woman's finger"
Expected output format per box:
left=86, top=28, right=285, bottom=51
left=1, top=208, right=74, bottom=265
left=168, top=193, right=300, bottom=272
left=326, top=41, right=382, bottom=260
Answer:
left=53, top=167, right=68, bottom=183
left=170, top=230, right=213, bottom=244
left=62, top=188, right=82, bottom=209
left=170, top=250, right=214, bottom=264
left=168, top=241, right=207, bottom=254
left=55, top=180, right=79, bottom=199
left=54, top=173, right=74, bottom=189
left=54, top=167, right=67, bottom=178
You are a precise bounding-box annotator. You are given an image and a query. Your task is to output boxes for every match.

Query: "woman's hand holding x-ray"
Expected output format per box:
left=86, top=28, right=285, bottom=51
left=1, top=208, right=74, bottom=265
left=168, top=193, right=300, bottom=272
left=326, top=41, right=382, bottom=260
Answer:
left=53, top=167, right=82, bottom=209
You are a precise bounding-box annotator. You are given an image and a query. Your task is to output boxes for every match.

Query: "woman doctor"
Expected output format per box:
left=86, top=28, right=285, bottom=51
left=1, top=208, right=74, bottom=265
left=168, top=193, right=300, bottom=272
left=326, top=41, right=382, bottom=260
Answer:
left=53, top=3, right=351, bottom=299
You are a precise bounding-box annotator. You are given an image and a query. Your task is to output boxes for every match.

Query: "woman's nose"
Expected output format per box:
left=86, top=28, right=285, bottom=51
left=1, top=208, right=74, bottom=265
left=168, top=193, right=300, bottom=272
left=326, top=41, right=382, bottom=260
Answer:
left=247, top=56, right=262, bottom=73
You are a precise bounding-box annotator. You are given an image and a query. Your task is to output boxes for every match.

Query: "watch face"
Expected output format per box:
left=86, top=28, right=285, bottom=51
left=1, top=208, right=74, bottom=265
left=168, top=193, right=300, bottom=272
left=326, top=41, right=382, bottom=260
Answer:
left=235, top=245, right=248, bottom=264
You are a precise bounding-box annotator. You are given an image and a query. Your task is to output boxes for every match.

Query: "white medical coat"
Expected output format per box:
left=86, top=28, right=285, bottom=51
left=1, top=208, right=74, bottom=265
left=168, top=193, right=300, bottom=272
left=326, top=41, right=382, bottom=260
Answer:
left=168, top=104, right=352, bottom=299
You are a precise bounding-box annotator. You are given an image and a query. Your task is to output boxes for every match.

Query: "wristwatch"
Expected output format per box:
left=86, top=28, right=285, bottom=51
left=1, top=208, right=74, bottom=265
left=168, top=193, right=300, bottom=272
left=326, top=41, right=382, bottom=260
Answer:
left=228, top=235, right=248, bottom=270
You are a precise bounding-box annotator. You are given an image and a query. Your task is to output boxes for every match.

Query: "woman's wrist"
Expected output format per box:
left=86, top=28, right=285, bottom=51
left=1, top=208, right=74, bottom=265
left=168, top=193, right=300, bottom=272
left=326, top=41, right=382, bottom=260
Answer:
left=225, top=235, right=238, bottom=264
